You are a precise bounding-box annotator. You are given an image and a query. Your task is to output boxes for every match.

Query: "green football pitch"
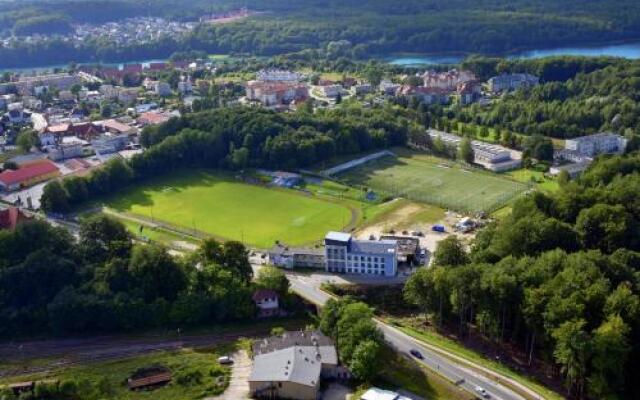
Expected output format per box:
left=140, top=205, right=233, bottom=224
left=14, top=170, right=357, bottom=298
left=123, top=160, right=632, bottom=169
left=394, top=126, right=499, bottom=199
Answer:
left=340, top=152, right=529, bottom=213
left=106, top=170, right=354, bottom=248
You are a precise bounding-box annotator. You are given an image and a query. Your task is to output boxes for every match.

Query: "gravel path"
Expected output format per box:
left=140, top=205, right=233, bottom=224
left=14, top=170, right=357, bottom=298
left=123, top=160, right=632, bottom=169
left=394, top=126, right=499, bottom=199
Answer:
left=206, top=350, right=251, bottom=400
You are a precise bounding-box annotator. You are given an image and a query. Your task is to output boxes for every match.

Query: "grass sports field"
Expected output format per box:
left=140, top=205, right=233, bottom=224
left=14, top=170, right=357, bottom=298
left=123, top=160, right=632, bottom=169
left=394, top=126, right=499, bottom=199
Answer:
left=106, top=170, right=353, bottom=248
left=340, top=150, right=529, bottom=213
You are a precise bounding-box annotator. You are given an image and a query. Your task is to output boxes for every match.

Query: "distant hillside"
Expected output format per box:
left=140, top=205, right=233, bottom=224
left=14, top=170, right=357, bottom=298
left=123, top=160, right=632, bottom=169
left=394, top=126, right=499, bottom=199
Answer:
left=2, top=0, right=640, bottom=68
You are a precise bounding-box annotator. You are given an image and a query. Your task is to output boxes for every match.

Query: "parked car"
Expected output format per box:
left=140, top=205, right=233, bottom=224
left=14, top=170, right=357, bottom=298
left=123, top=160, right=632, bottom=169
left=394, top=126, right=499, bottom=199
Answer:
left=431, top=224, right=446, bottom=233
left=218, top=356, right=234, bottom=365
left=474, top=386, right=490, bottom=398
left=409, top=349, right=424, bottom=359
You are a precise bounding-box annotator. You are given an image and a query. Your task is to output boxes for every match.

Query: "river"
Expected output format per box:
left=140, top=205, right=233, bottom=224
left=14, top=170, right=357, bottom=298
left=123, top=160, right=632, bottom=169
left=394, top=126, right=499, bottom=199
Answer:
left=385, top=41, right=640, bottom=66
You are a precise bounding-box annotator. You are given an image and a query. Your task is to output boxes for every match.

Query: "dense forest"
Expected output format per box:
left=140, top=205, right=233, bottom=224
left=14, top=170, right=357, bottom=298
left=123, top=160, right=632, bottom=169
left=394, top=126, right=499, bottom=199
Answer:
left=404, top=153, right=640, bottom=399
left=448, top=59, right=640, bottom=138
left=2, top=0, right=640, bottom=68
left=40, top=105, right=412, bottom=213
left=0, top=214, right=260, bottom=337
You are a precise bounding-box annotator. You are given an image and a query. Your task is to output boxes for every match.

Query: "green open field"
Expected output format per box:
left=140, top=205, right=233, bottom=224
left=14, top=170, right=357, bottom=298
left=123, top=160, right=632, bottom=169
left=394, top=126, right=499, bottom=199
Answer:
left=504, top=168, right=559, bottom=193
left=339, top=151, right=529, bottom=213
left=105, top=170, right=354, bottom=249
left=0, top=346, right=235, bottom=400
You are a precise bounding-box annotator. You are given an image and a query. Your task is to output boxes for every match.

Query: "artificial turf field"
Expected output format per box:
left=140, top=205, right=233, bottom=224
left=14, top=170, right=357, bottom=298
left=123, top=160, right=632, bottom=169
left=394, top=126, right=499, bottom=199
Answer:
left=106, top=170, right=353, bottom=248
left=340, top=151, right=529, bottom=213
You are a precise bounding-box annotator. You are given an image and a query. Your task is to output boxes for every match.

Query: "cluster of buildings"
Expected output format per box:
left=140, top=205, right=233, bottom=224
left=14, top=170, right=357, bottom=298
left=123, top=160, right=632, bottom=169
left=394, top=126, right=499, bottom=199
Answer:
left=245, top=69, right=309, bottom=108
left=551, top=132, right=627, bottom=177
left=0, top=66, right=188, bottom=205
left=269, top=231, right=423, bottom=276
left=382, top=69, right=540, bottom=106
left=427, top=129, right=522, bottom=171
left=2, top=17, right=196, bottom=49
left=73, top=17, right=196, bottom=46
left=0, top=73, right=81, bottom=96
left=243, top=67, right=538, bottom=110
left=249, top=330, right=346, bottom=400
left=245, top=69, right=376, bottom=108
left=382, top=69, right=482, bottom=106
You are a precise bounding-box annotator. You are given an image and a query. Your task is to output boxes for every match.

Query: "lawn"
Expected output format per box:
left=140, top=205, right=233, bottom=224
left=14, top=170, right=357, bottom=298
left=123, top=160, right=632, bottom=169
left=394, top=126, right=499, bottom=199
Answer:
left=105, top=170, right=354, bottom=249
left=0, top=346, right=234, bottom=400
left=339, top=150, right=529, bottom=213
left=505, top=168, right=559, bottom=193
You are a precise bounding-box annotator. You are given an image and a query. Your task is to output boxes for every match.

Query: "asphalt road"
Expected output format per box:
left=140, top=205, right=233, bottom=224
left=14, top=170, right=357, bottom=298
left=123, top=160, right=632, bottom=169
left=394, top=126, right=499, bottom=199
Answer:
left=287, top=273, right=532, bottom=400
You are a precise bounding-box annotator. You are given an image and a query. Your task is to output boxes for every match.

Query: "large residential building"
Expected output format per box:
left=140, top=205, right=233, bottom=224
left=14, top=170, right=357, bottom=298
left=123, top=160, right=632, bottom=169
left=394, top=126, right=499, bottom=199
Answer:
left=249, top=330, right=342, bottom=400
left=427, top=129, right=522, bottom=171
left=318, top=84, right=342, bottom=98
left=245, top=81, right=308, bottom=107
left=488, top=73, right=539, bottom=93
left=0, top=73, right=81, bottom=96
left=47, top=143, right=84, bottom=161
left=563, top=132, right=627, bottom=160
left=154, top=82, right=172, bottom=97
left=422, top=69, right=476, bottom=92
left=551, top=132, right=628, bottom=177
left=324, top=231, right=398, bottom=276
left=256, top=69, right=304, bottom=82
left=397, top=85, right=449, bottom=105
left=457, top=80, right=483, bottom=105
left=91, top=134, right=129, bottom=155
left=379, top=80, right=400, bottom=96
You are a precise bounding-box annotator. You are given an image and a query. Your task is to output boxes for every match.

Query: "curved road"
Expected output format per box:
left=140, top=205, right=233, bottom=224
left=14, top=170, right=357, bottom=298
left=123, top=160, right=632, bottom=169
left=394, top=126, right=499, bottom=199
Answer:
left=286, top=273, right=543, bottom=400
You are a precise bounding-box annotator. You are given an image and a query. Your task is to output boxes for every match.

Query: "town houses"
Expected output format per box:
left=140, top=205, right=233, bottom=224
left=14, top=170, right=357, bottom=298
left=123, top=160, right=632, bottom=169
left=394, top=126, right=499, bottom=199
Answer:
left=245, top=80, right=309, bottom=107
left=487, top=73, right=539, bottom=93
left=422, top=69, right=477, bottom=91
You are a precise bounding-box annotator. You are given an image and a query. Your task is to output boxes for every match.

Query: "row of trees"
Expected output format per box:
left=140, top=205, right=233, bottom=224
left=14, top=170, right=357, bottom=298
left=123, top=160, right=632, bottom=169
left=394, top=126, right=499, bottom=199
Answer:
left=318, top=298, right=383, bottom=382
left=0, top=214, right=260, bottom=337
left=41, top=106, right=410, bottom=213
left=404, top=152, right=640, bottom=399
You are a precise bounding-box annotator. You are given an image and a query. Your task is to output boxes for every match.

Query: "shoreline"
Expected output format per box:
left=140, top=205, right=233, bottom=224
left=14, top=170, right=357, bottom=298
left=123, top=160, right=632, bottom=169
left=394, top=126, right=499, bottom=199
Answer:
left=2, top=37, right=640, bottom=72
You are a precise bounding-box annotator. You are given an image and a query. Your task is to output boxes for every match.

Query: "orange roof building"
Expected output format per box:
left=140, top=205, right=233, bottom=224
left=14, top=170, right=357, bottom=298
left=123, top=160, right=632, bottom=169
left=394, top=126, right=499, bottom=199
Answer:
left=0, top=160, right=60, bottom=191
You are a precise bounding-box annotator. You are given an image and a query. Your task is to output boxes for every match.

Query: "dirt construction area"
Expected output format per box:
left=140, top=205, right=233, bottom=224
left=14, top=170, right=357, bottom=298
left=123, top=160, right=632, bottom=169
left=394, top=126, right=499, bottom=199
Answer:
left=355, top=201, right=475, bottom=255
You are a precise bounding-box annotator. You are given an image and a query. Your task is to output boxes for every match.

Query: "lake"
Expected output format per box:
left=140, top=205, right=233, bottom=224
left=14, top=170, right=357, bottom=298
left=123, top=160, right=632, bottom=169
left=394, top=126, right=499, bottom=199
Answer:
left=386, top=41, right=640, bottom=66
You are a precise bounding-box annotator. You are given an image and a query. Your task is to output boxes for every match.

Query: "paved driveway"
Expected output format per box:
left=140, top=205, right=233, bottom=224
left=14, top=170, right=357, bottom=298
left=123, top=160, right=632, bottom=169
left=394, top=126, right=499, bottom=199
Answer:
left=207, top=350, right=252, bottom=400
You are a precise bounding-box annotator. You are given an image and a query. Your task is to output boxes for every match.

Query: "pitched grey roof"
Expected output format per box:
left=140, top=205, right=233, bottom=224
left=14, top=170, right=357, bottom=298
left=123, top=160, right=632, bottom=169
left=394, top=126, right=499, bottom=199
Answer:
left=252, top=330, right=338, bottom=367
left=253, top=330, right=334, bottom=354
left=249, top=346, right=322, bottom=387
